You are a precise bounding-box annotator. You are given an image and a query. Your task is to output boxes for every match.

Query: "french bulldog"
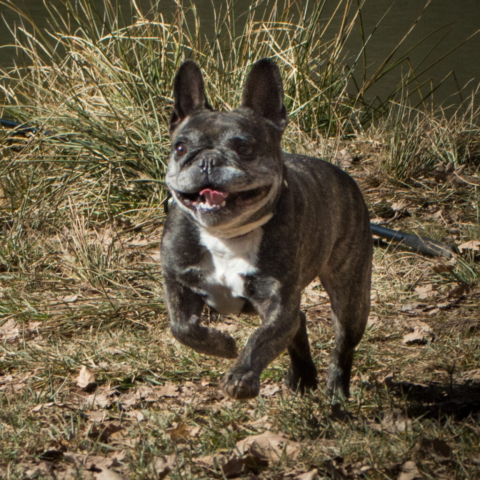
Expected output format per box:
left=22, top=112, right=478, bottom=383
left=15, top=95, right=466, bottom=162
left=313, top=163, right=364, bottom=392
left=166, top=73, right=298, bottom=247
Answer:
left=161, top=58, right=373, bottom=400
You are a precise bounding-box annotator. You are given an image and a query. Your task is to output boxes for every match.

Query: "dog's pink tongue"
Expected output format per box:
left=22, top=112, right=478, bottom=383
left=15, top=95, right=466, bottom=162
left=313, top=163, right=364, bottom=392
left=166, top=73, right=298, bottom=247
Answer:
left=200, top=189, right=229, bottom=206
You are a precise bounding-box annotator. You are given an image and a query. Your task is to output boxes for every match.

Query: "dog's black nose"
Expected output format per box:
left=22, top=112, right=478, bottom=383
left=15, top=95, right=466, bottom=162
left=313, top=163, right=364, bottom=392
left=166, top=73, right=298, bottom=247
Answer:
left=199, top=155, right=223, bottom=174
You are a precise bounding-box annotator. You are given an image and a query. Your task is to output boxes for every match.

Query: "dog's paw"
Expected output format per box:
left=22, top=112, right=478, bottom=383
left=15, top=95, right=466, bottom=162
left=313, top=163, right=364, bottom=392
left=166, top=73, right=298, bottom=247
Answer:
left=285, top=366, right=318, bottom=394
left=220, top=369, right=260, bottom=400
left=326, top=366, right=350, bottom=400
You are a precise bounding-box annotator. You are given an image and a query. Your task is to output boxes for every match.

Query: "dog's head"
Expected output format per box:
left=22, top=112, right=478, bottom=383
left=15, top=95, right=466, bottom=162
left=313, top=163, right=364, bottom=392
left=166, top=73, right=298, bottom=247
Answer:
left=166, top=58, right=287, bottom=237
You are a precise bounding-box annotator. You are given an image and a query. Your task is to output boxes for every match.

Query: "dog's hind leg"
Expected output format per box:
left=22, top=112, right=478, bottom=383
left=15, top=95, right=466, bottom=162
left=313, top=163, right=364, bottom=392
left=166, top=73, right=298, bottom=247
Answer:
left=320, top=256, right=372, bottom=399
left=285, top=311, right=318, bottom=393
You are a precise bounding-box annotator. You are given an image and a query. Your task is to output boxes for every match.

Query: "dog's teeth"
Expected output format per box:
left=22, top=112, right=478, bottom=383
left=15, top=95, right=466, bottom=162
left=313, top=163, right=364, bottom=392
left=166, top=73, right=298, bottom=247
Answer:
left=221, top=201, right=226, bottom=207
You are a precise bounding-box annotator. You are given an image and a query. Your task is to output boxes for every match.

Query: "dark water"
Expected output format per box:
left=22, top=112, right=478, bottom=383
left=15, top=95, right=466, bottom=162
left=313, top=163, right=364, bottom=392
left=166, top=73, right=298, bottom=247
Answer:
left=0, top=0, right=479, bottom=108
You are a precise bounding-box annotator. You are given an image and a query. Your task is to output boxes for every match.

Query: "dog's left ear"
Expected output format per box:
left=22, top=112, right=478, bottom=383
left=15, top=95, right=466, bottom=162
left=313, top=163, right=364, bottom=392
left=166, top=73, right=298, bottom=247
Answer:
left=241, top=58, right=287, bottom=131
left=170, top=60, right=213, bottom=133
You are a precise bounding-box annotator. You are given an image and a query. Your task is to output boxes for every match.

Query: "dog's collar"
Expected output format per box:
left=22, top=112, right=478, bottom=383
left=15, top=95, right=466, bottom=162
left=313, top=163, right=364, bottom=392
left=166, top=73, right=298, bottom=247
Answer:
left=199, top=213, right=273, bottom=239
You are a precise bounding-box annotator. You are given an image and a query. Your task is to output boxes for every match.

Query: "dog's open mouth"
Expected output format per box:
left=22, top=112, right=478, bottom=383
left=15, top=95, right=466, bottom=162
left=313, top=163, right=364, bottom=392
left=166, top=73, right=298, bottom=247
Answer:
left=175, top=185, right=271, bottom=212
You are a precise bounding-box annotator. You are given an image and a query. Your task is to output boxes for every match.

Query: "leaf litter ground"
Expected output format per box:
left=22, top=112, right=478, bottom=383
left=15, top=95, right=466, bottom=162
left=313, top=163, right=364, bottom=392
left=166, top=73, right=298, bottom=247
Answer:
left=1, top=144, right=480, bottom=479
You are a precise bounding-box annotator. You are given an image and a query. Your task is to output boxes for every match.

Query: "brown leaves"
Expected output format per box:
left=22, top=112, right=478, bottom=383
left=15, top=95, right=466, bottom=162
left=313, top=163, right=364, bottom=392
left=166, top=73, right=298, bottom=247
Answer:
left=86, top=390, right=116, bottom=408
left=64, top=451, right=127, bottom=479
left=0, top=319, right=42, bottom=343
left=398, top=460, right=421, bottom=480
left=260, top=384, right=280, bottom=397
left=369, top=409, right=412, bottom=434
left=432, top=161, right=476, bottom=187
left=335, top=148, right=359, bottom=169
left=323, top=457, right=372, bottom=479
left=458, top=239, right=480, bottom=253
left=168, top=422, right=200, bottom=442
left=195, top=431, right=301, bottom=478
left=0, top=371, right=33, bottom=394
left=0, top=318, right=19, bottom=342
left=155, top=382, right=179, bottom=398
left=235, top=431, right=301, bottom=462
left=414, top=284, right=436, bottom=300
left=62, top=294, right=79, bottom=303
left=80, top=382, right=187, bottom=411
left=381, top=410, right=412, bottom=434
left=432, top=263, right=454, bottom=275
left=402, top=321, right=435, bottom=345
left=389, top=438, right=452, bottom=480
left=18, top=451, right=128, bottom=480
left=77, top=366, right=97, bottom=391
left=150, top=454, right=177, bottom=480
left=88, top=421, right=124, bottom=443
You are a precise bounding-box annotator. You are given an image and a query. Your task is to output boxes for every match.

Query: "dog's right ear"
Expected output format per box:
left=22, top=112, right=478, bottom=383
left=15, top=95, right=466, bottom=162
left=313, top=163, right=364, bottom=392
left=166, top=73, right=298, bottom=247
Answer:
left=241, top=58, right=287, bottom=131
left=170, top=60, right=212, bottom=133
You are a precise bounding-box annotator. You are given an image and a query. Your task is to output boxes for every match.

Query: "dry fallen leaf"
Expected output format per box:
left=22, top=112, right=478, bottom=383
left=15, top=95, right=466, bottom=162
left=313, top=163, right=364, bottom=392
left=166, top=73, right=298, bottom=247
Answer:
left=400, top=302, right=426, bottom=314
left=335, top=148, right=355, bottom=168
left=89, top=421, right=123, bottom=442
left=64, top=452, right=121, bottom=472
left=398, top=460, right=420, bottom=480
left=31, top=402, right=54, bottom=413
left=189, top=425, right=201, bottom=437
left=414, top=284, right=436, bottom=299
left=381, top=409, right=411, bottom=434
left=458, top=240, right=480, bottom=253
left=246, top=415, right=272, bottom=431
left=225, top=452, right=269, bottom=477
left=62, top=294, right=79, bottom=303
left=402, top=321, right=435, bottom=345
left=295, top=469, right=319, bottom=480
left=28, top=321, right=42, bottom=332
left=261, top=384, right=280, bottom=397
left=88, top=411, right=106, bottom=423
left=391, top=199, right=409, bottom=212
left=433, top=264, right=454, bottom=274
left=169, top=422, right=191, bottom=442
left=94, top=470, right=126, bottom=480
left=120, top=392, right=139, bottom=409
left=24, top=462, right=53, bottom=478
left=367, top=316, right=380, bottom=328
left=150, top=454, right=177, bottom=480
left=235, top=431, right=300, bottom=462
left=0, top=319, right=19, bottom=342
left=195, top=454, right=224, bottom=469
left=156, top=383, right=179, bottom=398
left=0, top=375, right=13, bottom=385
left=77, top=366, right=97, bottom=390
left=86, top=391, right=113, bottom=408
left=126, top=410, right=144, bottom=422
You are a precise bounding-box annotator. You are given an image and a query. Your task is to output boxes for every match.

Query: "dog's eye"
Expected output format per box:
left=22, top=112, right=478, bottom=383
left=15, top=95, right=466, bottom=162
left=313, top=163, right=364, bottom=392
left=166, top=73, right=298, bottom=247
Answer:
left=231, top=138, right=253, bottom=157
left=175, top=142, right=187, bottom=156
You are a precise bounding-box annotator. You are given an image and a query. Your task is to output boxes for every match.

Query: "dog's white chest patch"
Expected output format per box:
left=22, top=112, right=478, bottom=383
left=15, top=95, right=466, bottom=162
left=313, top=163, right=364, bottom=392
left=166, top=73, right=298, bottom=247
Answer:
left=198, top=228, right=262, bottom=314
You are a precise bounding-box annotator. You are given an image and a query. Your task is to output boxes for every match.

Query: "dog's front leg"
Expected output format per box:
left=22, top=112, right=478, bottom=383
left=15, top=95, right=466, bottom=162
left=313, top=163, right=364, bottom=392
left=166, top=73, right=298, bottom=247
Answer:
left=163, top=274, right=238, bottom=359
left=221, top=281, right=302, bottom=400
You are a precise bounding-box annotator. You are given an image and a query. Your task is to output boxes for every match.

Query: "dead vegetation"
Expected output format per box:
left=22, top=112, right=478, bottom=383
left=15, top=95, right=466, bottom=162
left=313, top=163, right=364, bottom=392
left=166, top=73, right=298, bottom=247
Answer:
left=0, top=0, right=480, bottom=478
